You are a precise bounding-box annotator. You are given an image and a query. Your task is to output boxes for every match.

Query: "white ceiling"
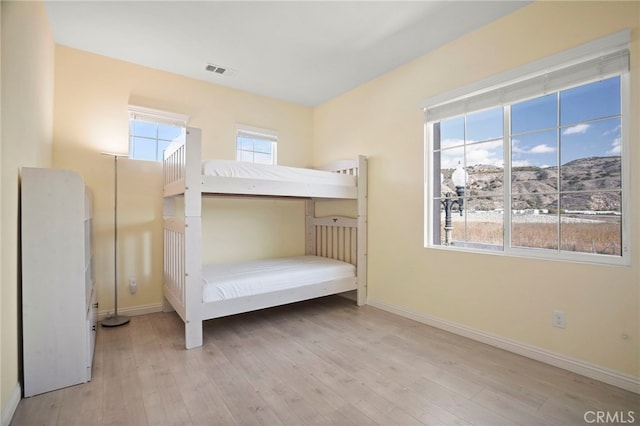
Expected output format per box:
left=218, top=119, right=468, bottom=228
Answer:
left=45, top=1, right=530, bottom=107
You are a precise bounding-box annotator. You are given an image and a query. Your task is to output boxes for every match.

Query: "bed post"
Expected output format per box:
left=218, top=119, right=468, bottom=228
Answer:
left=184, top=128, right=202, bottom=218
left=357, top=155, right=368, bottom=306
left=305, top=200, right=316, bottom=255
left=183, top=127, right=203, bottom=348
left=184, top=216, right=203, bottom=349
left=162, top=197, right=176, bottom=314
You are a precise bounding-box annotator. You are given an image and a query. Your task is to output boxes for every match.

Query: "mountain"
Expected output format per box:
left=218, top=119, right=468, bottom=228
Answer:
left=441, top=156, right=621, bottom=212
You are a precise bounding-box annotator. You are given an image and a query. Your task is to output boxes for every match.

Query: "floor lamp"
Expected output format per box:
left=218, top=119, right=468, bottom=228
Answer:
left=101, top=153, right=130, bottom=327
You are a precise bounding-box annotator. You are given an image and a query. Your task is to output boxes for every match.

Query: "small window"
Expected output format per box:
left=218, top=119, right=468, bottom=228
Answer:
left=236, top=124, right=278, bottom=165
left=128, top=106, right=188, bottom=162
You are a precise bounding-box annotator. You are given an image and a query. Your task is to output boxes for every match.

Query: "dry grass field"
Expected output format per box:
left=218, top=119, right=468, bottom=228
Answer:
left=446, top=215, right=621, bottom=255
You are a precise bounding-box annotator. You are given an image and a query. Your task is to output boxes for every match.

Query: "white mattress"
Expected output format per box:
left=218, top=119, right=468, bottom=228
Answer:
left=202, top=256, right=356, bottom=303
left=202, top=159, right=356, bottom=187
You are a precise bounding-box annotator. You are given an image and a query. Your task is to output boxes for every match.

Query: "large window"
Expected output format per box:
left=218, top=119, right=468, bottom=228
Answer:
left=424, top=31, right=630, bottom=265
left=129, top=106, right=188, bottom=162
left=236, top=124, right=278, bottom=165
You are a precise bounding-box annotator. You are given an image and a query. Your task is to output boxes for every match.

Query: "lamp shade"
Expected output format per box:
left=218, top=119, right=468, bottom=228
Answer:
left=451, top=164, right=467, bottom=187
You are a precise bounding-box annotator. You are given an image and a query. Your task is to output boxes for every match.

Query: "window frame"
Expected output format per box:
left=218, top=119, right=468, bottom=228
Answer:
left=236, top=124, right=278, bottom=165
left=128, top=105, right=188, bottom=162
left=423, top=31, right=631, bottom=267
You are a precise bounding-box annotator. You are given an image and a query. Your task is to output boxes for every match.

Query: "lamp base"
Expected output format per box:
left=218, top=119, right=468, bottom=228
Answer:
left=101, top=315, right=130, bottom=327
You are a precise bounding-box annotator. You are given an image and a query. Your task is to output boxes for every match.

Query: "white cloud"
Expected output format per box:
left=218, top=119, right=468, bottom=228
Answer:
left=606, top=137, right=621, bottom=155
left=562, top=123, right=590, bottom=135
left=529, top=144, right=556, bottom=154
left=511, top=139, right=524, bottom=154
left=440, top=138, right=465, bottom=149
left=602, top=124, right=621, bottom=136
left=512, top=139, right=556, bottom=155
left=466, top=147, right=503, bottom=168
left=439, top=139, right=503, bottom=168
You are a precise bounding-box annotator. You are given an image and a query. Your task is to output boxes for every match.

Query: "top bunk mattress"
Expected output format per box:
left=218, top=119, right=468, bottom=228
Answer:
left=202, top=159, right=357, bottom=187
left=202, top=255, right=356, bottom=303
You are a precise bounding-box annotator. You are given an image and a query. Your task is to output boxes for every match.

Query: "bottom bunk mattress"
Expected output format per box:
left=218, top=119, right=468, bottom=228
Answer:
left=202, top=255, right=356, bottom=303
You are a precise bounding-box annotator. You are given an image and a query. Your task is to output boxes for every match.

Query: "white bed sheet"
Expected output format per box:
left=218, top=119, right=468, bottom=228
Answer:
left=202, top=159, right=356, bottom=187
left=202, top=256, right=356, bottom=303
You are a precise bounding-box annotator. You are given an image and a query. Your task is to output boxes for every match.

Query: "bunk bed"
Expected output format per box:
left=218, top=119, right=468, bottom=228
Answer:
left=163, top=127, right=367, bottom=349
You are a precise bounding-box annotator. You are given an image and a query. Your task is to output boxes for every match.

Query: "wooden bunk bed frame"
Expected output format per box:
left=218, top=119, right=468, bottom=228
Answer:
left=163, top=127, right=367, bottom=349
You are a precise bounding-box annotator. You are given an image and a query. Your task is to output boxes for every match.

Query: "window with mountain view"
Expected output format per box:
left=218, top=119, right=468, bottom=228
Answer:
left=424, top=33, right=629, bottom=265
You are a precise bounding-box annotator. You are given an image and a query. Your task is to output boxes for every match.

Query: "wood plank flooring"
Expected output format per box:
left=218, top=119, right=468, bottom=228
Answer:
left=12, top=296, right=639, bottom=425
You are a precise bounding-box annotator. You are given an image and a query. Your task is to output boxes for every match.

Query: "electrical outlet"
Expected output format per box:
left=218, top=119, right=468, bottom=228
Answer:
left=552, top=310, right=565, bottom=328
left=129, top=277, right=137, bottom=294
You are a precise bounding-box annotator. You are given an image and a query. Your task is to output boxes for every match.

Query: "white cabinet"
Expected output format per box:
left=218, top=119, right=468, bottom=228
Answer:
left=21, top=167, right=96, bottom=397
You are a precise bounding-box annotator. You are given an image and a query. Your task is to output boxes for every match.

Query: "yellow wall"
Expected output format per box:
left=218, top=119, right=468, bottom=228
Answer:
left=52, top=46, right=313, bottom=315
left=314, top=1, right=639, bottom=377
left=0, top=0, right=54, bottom=415
left=2, top=4, right=638, bottom=419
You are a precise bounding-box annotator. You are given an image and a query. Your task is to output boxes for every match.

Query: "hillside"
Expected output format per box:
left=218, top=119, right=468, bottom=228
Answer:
left=441, top=156, right=621, bottom=211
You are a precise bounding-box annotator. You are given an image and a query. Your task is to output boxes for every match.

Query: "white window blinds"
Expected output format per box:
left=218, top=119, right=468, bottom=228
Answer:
left=128, top=105, right=189, bottom=128
left=422, top=29, right=630, bottom=122
left=236, top=124, right=278, bottom=142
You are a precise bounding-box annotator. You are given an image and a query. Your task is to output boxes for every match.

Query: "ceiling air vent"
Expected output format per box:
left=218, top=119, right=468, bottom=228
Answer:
left=205, top=63, right=237, bottom=77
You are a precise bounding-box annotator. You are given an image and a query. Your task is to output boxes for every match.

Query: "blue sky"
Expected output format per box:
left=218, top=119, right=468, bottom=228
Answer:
left=130, top=120, right=183, bottom=161
left=237, top=136, right=274, bottom=164
left=438, top=76, right=621, bottom=170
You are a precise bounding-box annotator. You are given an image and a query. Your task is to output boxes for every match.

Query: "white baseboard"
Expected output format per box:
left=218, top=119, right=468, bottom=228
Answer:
left=2, top=383, right=21, bottom=426
left=367, top=298, right=640, bottom=394
left=98, top=303, right=164, bottom=321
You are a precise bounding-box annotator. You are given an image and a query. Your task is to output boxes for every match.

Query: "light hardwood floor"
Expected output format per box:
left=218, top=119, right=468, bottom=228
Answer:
left=12, top=296, right=639, bottom=425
